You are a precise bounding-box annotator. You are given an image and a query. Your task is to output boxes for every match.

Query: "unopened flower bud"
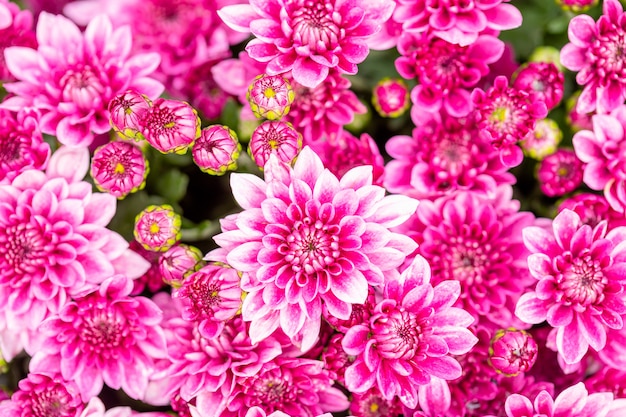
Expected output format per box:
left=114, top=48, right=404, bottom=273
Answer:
left=555, top=0, right=598, bottom=13
left=91, top=141, right=149, bottom=198
left=159, top=244, right=204, bottom=288
left=520, top=118, right=562, bottom=160
left=372, top=78, right=410, bottom=118
left=249, top=120, right=302, bottom=168
left=537, top=148, right=584, bottom=197
left=134, top=204, right=182, bottom=252
left=108, top=90, right=152, bottom=140
left=489, top=328, right=538, bottom=376
left=247, top=74, right=295, bottom=120
left=192, top=125, right=241, bottom=175
left=138, top=98, right=200, bottom=154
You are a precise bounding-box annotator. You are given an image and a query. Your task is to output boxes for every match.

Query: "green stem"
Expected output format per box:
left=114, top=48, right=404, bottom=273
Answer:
left=180, top=220, right=220, bottom=242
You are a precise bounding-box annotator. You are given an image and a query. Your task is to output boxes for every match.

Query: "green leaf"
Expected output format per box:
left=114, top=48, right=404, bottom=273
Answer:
left=153, top=169, right=190, bottom=203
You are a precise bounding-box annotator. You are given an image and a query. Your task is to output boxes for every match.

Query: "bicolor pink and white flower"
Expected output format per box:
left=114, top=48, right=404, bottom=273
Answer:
left=210, top=146, right=418, bottom=351
left=1, top=13, right=164, bottom=147
left=0, top=0, right=37, bottom=82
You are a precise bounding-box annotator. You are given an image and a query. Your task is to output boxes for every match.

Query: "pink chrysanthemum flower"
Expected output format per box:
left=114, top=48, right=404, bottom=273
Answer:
left=248, top=74, right=295, bottom=120
left=537, top=148, right=584, bottom=198
left=0, top=109, right=49, bottom=183
left=573, top=106, right=626, bottom=213
left=0, top=146, right=150, bottom=336
left=108, top=90, right=152, bottom=140
left=134, top=204, right=182, bottom=252
left=0, top=372, right=84, bottom=417
left=513, top=62, right=565, bottom=111
left=90, top=141, right=149, bottom=199
left=321, top=333, right=352, bottom=384
left=193, top=125, right=241, bottom=175
left=521, top=118, right=563, bottom=161
left=398, top=186, right=537, bottom=329
left=342, top=255, right=477, bottom=408
left=559, top=193, right=626, bottom=231
left=173, top=263, right=242, bottom=338
left=561, top=0, right=626, bottom=113
left=516, top=209, right=626, bottom=364
left=159, top=244, right=204, bottom=288
left=396, top=33, right=504, bottom=117
left=372, top=78, right=410, bottom=118
left=248, top=120, right=302, bottom=168
left=0, top=0, right=37, bottom=82
left=393, top=0, right=522, bottom=46
left=218, top=0, right=394, bottom=88
left=1, top=13, right=163, bottom=147
left=488, top=328, right=538, bottom=376
left=210, top=146, right=418, bottom=351
left=138, top=98, right=200, bottom=154
left=503, top=382, right=626, bottom=417
left=384, top=108, right=515, bottom=199
left=349, top=386, right=403, bottom=417
left=557, top=0, right=599, bottom=13
left=30, top=275, right=167, bottom=401
left=472, top=75, right=548, bottom=168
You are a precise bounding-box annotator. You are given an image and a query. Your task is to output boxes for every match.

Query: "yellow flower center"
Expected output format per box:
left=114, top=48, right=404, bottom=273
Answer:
left=264, top=87, right=276, bottom=99
left=150, top=222, right=161, bottom=234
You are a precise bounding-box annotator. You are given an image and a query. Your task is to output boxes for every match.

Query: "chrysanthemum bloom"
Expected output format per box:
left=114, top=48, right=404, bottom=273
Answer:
left=248, top=121, right=302, bottom=168
left=138, top=98, right=200, bottom=154
left=397, top=186, right=537, bottom=329
left=559, top=193, right=626, bottom=231
left=0, top=0, right=37, bottom=82
left=0, top=109, right=49, bottom=183
left=349, top=386, right=403, bottom=417
left=218, top=0, right=395, bottom=88
left=372, top=78, right=410, bottom=118
left=472, top=75, right=548, bottom=168
left=342, top=255, right=477, bottom=408
left=192, top=125, right=241, bottom=175
left=561, top=0, right=626, bottom=113
left=173, top=263, right=242, bottom=338
left=503, top=382, right=626, bottom=417
left=567, top=91, right=594, bottom=133
left=488, top=328, right=538, bottom=376
left=516, top=208, right=626, bottom=364
left=159, top=244, right=204, bottom=287
left=557, top=0, right=599, bottom=13
left=384, top=108, right=515, bottom=199
left=30, top=275, right=167, bottom=400
left=108, top=90, right=152, bottom=140
left=248, top=74, right=295, bottom=120
left=283, top=71, right=366, bottom=144
left=1, top=13, right=163, bottom=147
left=513, top=62, right=564, bottom=111
left=0, top=146, right=150, bottom=336
left=585, top=366, right=626, bottom=397
left=0, top=372, right=84, bottom=417
left=134, top=204, right=182, bottom=252
left=393, top=0, right=522, bottom=46
left=396, top=33, right=504, bottom=117
left=210, top=146, right=418, bottom=351
left=308, top=130, right=385, bottom=186
left=520, top=118, right=563, bottom=161
left=321, top=333, right=352, bottom=384
left=537, top=148, right=584, bottom=198
left=573, top=106, right=626, bottom=212
left=91, top=141, right=149, bottom=199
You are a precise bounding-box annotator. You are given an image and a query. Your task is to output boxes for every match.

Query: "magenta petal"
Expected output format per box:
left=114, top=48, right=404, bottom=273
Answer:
left=342, top=325, right=370, bottom=355
left=557, top=319, right=589, bottom=364
left=217, top=5, right=258, bottom=32
left=560, top=43, right=587, bottom=72
left=568, top=14, right=596, bottom=48
left=419, top=356, right=462, bottom=380
left=483, top=3, right=522, bottom=30
left=230, top=173, right=267, bottom=209
left=578, top=312, right=607, bottom=351
left=515, top=292, right=547, bottom=324
left=344, top=360, right=376, bottom=393
left=227, top=241, right=262, bottom=272
left=505, top=394, right=534, bottom=417
left=553, top=382, right=588, bottom=416
left=292, top=57, right=328, bottom=88
left=553, top=209, right=581, bottom=251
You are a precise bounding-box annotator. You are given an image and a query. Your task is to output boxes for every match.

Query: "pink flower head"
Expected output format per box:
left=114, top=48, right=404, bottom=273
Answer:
left=513, top=62, right=565, bottom=111
left=218, top=0, right=395, bottom=88
left=472, top=75, right=548, bottom=168
left=1, top=13, right=164, bottom=147
left=342, top=255, right=478, bottom=408
left=247, top=74, right=295, bottom=120
left=488, top=328, right=538, bottom=377
left=0, top=109, right=49, bottom=183
left=108, top=90, right=152, bottom=140
left=559, top=192, right=626, bottom=231
left=248, top=120, right=302, bottom=168
left=556, top=0, right=598, bottom=13
left=573, top=106, right=626, bottom=213
left=520, top=118, right=563, bottom=161
left=173, top=263, right=242, bottom=338
left=193, top=124, right=241, bottom=175
left=134, top=204, right=182, bottom=252
left=372, top=78, right=410, bottom=118
left=30, top=275, right=167, bottom=401
left=397, top=33, right=504, bottom=117
left=90, top=141, right=149, bottom=199
left=0, top=0, right=36, bottom=82
left=384, top=109, right=515, bottom=199
left=211, top=146, right=419, bottom=351
left=138, top=98, right=200, bottom=154
left=393, top=0, right=522, bottom=46
left=159, top=244, right=204, bottom=287
left=504, top=382, right=626, bottom=417
left=516, top=209, right=626, bottom=364
left=561, top=0, right=626, bottom=113
left=537, top=148, right=584, bottom=198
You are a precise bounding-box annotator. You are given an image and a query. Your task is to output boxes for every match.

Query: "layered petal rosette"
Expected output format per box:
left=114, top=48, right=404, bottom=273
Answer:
left=211, top=146, right=419, bottom=351
left=516, top=209, right=626, bottom=365
left=342, top=255, right=478, bottom=408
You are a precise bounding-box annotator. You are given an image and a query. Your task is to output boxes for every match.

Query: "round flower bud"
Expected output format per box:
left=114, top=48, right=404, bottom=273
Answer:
left=372, top=78, right=410, bottom=118
left=556, top=0, right=598, bottom=13
left=488, top=328, right=538, bottom=376
left=108, top=90, right=152, bottom=140
left=90, top=141, right=149, bottom=198
left=134, top=204, right=182, bottom=252
left=248, top=120, right=302, bottom=168
left=528, top=46, right=564, bottom=71
left=159, top=244, right=204, bottom=288
left=520, top=118, right=563, bottom=160
left=138, top=98, right=200, bottom=154
left=192, top=125, right=241, bottom=175
left=247, top=74, right=295, bottom=120
left=537, top=148, right=584, bottom=197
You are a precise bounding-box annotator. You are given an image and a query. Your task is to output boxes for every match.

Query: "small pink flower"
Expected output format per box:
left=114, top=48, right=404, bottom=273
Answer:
left=248, top=120, right=302, bottom=168
left=537, top=148, right=584, bottom=197
left=559, top=193, right=626, bottom=230
left=561, top=0, right=626, bottom=113
left=515, top=209, right=626, bottom=364
left=192, top=125, right=241, bottom=175
left=159, top=244, right=204, bottom=288
left=0, top=0, right=37, bottom=82
left=372, top=78, right=410, bottom=118
left=521, top=118, right=563, bottom=161
left=488, top=328, right=538, bottom=376
left=134, top=204, right=182, bottom=252
left=108, top=90, right=152, bottom=140
left=247, top=74, right=295, bottom=120
left=138, top=98, right=200, bottom=154
left=218, top=0, right=395, bottom=87
left=513, top=62, right=564, bottom=111
left=90, top=141, right=149, bottom=199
